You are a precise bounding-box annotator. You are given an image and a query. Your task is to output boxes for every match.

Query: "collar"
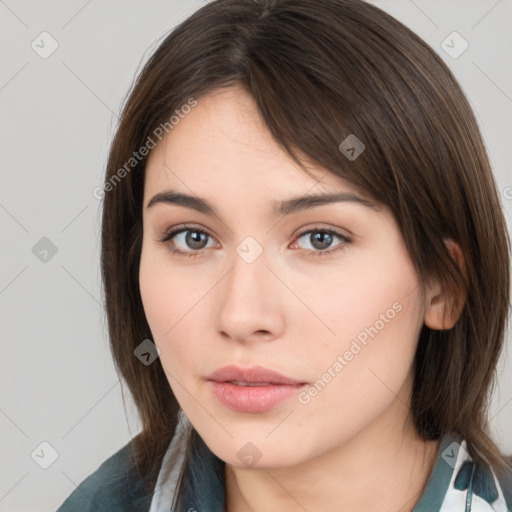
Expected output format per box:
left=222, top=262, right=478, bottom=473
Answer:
left=416, top=434, right=510, bottom=512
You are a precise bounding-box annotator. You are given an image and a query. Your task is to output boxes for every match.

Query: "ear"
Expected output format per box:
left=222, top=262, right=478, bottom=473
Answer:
left=424, top=238, right=467, bottom=330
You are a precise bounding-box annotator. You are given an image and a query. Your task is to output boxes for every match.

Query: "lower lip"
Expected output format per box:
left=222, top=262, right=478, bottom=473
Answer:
left=208, top=381, right=306, bottom=412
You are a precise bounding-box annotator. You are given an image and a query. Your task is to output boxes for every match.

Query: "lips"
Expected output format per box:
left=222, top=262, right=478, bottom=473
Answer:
left=207, top=365, right=307, bottom=412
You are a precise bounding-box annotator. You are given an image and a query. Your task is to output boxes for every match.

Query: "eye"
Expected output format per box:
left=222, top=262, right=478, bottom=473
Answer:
left=157, top=224, right=352, bottom=259
left=157, top=225, right=216, bottom=258
left=291, top=227, right=352, bottom=257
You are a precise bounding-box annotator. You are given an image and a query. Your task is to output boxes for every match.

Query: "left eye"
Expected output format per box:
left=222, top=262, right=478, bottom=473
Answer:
left=292, top=229, right=351, bottom=255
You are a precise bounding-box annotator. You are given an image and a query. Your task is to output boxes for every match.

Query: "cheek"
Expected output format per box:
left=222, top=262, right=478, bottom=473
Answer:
left=295, top=235, right=418, bottom=351
left=295, top=252, right=423, bottom=425
left=287, top=242, right=422, bottom=357
left=329, top=272, right=422, bottom=361
left=138, top=243, right=209, bottom=379
left=139, top=247, right=170, bottom=340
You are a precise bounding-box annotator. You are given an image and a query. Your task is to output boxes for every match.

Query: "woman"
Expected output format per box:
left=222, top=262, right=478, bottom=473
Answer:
left=56, top=0, right=512, bottom=510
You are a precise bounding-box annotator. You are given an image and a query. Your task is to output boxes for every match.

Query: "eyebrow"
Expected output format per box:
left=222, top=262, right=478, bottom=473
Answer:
left=146, top=189, right=378, bottom=216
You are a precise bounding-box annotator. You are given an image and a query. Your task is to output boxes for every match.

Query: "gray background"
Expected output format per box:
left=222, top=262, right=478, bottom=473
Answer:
left=0, top=1, right=511, bottom=511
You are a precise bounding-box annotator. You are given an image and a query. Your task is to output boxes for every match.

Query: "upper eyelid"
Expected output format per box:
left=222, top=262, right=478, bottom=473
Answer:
left=162, top=223, right=348, bottom=236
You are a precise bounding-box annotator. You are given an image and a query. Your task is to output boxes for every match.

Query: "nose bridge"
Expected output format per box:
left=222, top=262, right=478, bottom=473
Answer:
left=227, top=235, right=271, bottom=304
left=214, top=235, right=283, bottom=341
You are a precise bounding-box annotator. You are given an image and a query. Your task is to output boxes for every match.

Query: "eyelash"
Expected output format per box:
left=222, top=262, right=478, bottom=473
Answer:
left=157, top=224, right=352, bottom=259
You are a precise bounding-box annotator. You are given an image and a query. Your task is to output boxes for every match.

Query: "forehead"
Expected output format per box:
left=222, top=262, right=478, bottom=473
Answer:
left=144, top=86, right=365, bottom=202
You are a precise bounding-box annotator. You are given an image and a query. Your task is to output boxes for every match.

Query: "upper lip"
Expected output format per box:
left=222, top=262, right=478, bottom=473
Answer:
left=207, top=365, right=306, bottom=385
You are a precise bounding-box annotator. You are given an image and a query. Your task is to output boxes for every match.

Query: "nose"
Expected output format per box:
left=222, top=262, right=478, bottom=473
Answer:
left=213, top=243, right=286, bottom=344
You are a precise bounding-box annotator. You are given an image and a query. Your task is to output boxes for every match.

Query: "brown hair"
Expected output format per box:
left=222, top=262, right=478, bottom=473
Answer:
left=100, top=0, right=511, bottom=500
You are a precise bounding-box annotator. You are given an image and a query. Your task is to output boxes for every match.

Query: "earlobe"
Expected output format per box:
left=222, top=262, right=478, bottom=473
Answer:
left=424, top=239, right=467, bottom=330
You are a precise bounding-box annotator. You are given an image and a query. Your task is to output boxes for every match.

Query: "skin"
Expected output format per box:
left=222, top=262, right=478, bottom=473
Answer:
left=139, top=85, right=464, bottom=511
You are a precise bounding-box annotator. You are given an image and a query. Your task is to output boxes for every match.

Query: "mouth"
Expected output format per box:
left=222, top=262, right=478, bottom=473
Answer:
left=207, top=365, right=307, bottom=412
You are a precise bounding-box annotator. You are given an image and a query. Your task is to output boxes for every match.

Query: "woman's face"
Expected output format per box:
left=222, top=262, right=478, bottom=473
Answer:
left=139, top=85, right=428, bottom=469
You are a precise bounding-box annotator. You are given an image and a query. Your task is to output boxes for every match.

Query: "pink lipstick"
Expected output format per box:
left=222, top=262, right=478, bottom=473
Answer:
left=207, top=365, right=307, bottom=412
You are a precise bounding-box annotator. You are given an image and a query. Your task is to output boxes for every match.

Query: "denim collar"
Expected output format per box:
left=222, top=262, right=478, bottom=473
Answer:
left=180, top=432, right=226, bottom=512
left=413, top=432, right=463, bottom=511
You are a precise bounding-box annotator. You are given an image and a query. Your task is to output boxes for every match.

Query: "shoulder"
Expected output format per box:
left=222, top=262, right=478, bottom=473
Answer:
left=493, top=455, right=512, bottom=510
left=55, top=440, right=153, bottom=512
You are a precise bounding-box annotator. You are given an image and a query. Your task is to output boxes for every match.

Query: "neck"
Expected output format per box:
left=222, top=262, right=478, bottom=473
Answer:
left=224, top=392, right=440, bottom=511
